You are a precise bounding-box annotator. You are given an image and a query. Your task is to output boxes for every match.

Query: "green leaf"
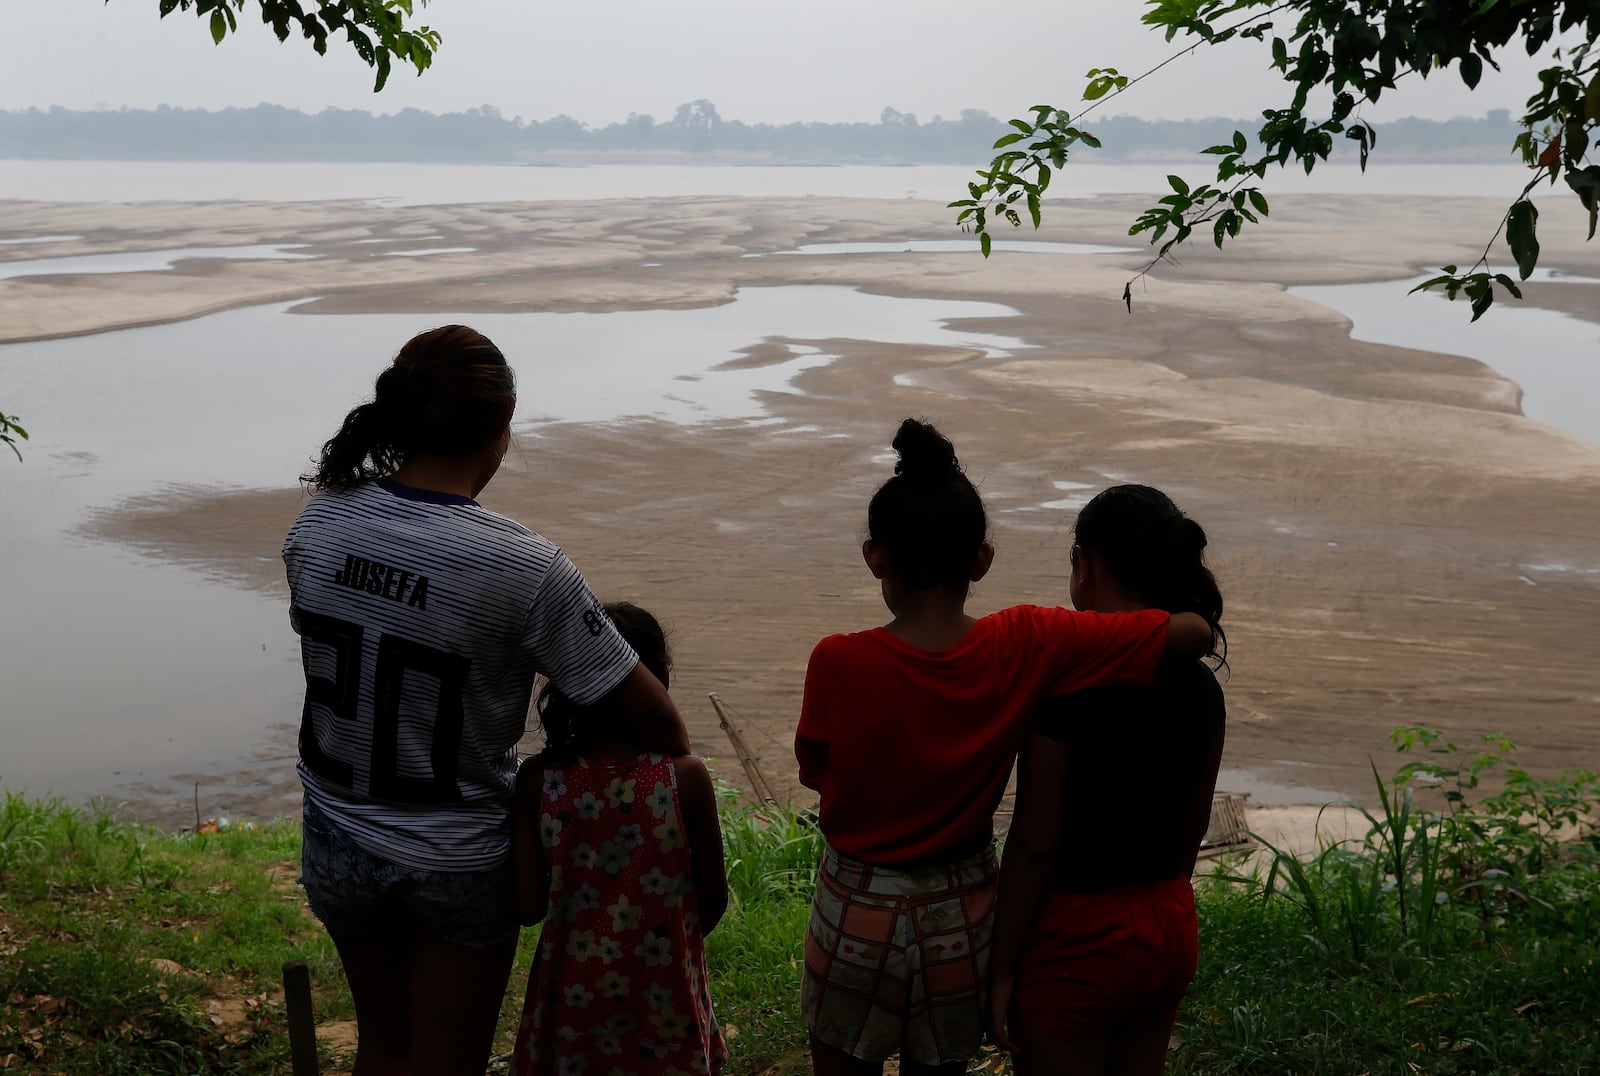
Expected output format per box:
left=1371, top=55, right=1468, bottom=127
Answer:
left=1027, top=191, right=1041, bottom=229
left=1167, top=174, right=1190, bottom=196
left=1248, top=189, right=1269, bottom=217
left=1409, top=274, right=1455, bottom=294
left=1271, top=37, right=1288, bottom=69
left=992, top=132, right=1024, bottom=148
left=1564, top=165, right=1600, bottom=240
left=210, top=8, right=227, bottom=43
left=1493, top=274, right=1524, bottom=300
left=1469, top=286, right=1494, bottom=322
left=1459, top=53, right=1483, bottom=90
left=1009, top=119, right=1034, bottom=135
left=980, top=231, right=992, bottom=258
left=1505, top=199, right=1540, bottom=280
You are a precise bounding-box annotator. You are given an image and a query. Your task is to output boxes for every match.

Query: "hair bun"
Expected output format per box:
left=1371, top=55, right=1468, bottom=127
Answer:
left=891, top=418, right=961, bottom=480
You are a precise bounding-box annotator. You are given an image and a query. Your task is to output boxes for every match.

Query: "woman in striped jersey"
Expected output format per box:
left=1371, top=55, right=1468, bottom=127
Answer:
left=284, top=325, right=690, bottom=1076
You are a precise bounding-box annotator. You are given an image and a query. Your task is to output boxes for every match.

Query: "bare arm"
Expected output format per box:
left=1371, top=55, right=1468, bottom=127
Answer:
left=1163, top=611, right=1214, bottom=665
left=988, top=731, right=1070, bottom=1055
left=511, top=756, right=551, bottom=926
left=674, top=755, right=730, bottom=935
left=1183, top=718, right=1228, bottom=876
left=594, top=661, right=691, bottom=757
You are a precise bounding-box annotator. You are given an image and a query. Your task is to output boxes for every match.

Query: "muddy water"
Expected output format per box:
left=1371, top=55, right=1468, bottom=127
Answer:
left=0, top=286, right=1025, bottom=809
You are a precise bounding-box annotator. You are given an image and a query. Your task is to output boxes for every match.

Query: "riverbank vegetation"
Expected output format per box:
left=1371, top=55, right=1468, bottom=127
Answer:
left=2, top=729, right=1596, bottom=1073
left=0, top=103, right=1525, bottom=165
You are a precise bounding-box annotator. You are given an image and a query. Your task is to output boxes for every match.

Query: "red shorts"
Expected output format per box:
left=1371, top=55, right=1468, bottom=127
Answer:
left=1013, top=876, right=1198, bottom=1040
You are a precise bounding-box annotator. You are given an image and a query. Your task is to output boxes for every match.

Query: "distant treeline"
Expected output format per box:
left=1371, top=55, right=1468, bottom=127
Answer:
left=0, top=101, right=1523, bottom=164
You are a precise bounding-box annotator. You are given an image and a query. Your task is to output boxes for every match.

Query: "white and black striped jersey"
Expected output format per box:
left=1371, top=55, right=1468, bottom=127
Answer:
left=283, top=478, right=637, bottom=872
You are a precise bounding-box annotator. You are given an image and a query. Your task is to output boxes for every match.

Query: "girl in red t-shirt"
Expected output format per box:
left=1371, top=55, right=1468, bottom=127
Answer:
left=795, top=419, right=1212, bottom=1076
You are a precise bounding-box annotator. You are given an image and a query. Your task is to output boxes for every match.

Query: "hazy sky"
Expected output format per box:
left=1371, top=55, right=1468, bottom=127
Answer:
left=6, top=1, right=1555, bottom=125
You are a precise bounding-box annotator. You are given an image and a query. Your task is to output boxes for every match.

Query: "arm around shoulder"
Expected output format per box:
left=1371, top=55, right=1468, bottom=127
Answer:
left=674, top=755, right=729, bottom=935
left=597, top=661, right=691, bottom=757
left=1164, top=611, right=1214, bottom=664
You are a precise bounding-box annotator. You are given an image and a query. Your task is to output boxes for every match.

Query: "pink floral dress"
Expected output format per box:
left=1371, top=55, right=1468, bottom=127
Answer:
left=512, top=753, right=727, bottom=1076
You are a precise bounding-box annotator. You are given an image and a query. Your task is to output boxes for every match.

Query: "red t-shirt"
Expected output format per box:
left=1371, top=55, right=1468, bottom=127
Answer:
left=795, top=605, right=1169, bottom=865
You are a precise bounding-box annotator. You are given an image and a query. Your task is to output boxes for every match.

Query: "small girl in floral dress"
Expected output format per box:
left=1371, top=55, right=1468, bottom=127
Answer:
left=511, top=602, right=729, bottom=1076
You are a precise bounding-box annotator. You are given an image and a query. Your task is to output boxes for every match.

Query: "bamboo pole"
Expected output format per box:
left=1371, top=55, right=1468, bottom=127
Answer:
left=708, top=692, right=780, bottom=807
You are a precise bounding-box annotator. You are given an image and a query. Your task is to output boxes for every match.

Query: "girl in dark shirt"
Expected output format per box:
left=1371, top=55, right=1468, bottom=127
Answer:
left=988, top=485, right=1227, bottom=1075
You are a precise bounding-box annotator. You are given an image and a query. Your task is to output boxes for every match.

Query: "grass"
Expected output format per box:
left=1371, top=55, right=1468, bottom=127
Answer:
left=3, top=729, right=1599, bottom=1073
left=0, top=794, right=321, bottom=1073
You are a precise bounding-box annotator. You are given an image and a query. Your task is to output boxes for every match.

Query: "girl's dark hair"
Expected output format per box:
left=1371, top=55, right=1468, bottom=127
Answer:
left=1074, top=484, right=1227, bottom=667
left=866, top=418, right=989, bottom=590
left=537, top=602, right=671, bottom=760
left=306, top=324, right=514, bottom=490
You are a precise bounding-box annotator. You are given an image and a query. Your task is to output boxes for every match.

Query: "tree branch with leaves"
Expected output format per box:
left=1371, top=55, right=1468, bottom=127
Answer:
left=150, top=0, right=440, bottom=90
left=1, top=2, right=442, bottom=463
left=957, top=0, right=1599, bottom=322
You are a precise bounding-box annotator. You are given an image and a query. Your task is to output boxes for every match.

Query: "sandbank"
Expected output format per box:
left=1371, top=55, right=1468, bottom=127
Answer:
left=5, top=191, right=1598, bottom=837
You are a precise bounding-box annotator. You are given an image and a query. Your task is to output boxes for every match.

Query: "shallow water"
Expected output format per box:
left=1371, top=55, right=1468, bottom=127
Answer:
left=0, top=286, right=1025, bottom=803
left=1216, top=766, right=1348, bottom=808
left=378, top=246, right=478, bottom=257
left=0, top=233, right=82, bottom=245
left=752, top=240, right=1136, bottom=256
left=0, top=243, right=315, bottom=280
left=0, top=160, right=1549, bottom=206
left=1291, top=274, right=1600, bottom=446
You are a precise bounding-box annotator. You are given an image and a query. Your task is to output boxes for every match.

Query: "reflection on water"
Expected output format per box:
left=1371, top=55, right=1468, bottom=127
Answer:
left=1291, top=275, right=1600, bottom=446
left=0, top=244, right=315, bottom=280
left=0, top=286, right=1025, bottom=805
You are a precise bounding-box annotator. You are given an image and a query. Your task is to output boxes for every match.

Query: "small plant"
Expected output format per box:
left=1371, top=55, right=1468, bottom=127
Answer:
left=0, top=791, right=48, bottom=874
left=0, top=410, right=26, bottom=462
left=1234, top=727, right=1600, bottom=965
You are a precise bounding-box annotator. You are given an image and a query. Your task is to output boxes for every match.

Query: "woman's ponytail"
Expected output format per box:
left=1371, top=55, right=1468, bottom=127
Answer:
left=305, top=325, right=513, bottom=490
left=1075, top=485, right=1227, bottom=668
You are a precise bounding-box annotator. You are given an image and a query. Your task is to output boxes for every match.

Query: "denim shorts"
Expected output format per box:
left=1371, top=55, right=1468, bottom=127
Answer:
left=298, top=799, right=518, bottom=950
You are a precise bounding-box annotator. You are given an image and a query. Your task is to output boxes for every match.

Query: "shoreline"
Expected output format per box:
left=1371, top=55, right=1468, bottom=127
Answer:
left=4, top=191, right=1599, bottom=830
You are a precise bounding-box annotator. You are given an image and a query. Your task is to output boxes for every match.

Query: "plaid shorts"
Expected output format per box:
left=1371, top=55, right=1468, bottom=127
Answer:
left=802, top=842, right=998, bottom=1066
left=298, top=799, right=517, bottom=950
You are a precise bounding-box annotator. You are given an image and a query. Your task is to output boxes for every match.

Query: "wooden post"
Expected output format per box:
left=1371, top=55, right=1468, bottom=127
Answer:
left=282, top=959, right=320, bottom=1076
